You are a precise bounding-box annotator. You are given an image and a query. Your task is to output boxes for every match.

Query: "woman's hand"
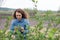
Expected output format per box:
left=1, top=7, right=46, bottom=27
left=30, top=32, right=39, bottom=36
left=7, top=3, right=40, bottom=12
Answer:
left=14, top=27, right=18, bottom=32
left=20, top=27, right=24, bottom=32
left=14, top=27, right=25, bottom=32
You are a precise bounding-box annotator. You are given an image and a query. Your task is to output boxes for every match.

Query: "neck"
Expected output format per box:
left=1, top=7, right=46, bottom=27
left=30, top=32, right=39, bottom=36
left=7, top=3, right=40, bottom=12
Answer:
left=17, top=18, right=22, bottom=21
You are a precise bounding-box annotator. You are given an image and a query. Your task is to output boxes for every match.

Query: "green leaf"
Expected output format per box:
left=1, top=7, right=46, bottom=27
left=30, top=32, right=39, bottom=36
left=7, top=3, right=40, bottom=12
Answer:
left=32, top=0, right=35, bottom=2
left=48, top=28, right=57, bottom=38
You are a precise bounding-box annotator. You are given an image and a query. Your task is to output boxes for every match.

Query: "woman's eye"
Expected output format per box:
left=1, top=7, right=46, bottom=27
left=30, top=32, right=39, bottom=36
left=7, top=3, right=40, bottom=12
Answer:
left=16, top=15, right=21, bottom=16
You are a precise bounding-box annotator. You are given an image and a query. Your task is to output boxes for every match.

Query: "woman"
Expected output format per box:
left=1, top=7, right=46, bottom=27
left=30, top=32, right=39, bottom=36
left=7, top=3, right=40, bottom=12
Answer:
left=10, top=8, right=30, bottom=40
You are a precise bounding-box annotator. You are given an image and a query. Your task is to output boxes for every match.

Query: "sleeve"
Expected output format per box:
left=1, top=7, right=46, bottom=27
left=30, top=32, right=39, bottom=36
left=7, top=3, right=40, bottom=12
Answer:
left=24, top=19, right=30, bottom=30
left=24, top=19, right=29, bottom=24
left=24, top=19, right=30, bottom=34
left=10, top=20, right=15, bottom=31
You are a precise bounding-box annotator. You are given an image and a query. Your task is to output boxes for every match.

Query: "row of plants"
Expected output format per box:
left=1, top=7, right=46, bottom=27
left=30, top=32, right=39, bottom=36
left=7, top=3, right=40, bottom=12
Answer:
left=0, top=22, right=60, bottom=40
left=0, top=0, right=60, bottom=40
left=0, top=12, right=60, bottom=40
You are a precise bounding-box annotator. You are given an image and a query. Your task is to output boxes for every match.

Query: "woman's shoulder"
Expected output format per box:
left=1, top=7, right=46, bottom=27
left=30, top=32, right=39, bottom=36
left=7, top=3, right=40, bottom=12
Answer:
left=11, top=19, right=17, bottom=23
left=23, top=18, right=30, bottom=24
left=23, top=18, right=29, bottom=22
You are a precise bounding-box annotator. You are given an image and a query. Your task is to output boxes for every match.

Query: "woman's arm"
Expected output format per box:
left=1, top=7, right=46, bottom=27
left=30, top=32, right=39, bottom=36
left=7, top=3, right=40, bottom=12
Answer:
left=24, top=19, right=30, bottom=30
left=23, top=19, right=30, bottom=34
left=10, top=20, right=15, bottom=31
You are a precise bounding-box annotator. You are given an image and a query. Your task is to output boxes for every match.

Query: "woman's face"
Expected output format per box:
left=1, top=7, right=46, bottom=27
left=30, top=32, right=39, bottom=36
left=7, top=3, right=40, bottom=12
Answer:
left=16, top=12, right=22, bottom=20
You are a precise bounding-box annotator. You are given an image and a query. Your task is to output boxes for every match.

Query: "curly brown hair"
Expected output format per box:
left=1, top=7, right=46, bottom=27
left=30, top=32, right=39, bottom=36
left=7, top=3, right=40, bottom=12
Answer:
left=13, top=8, right=29, bottom=19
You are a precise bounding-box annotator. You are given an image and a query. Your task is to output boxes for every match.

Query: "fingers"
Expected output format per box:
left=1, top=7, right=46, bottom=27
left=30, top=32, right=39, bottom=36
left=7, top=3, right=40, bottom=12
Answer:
left=11, top=35, right=15, bottom=39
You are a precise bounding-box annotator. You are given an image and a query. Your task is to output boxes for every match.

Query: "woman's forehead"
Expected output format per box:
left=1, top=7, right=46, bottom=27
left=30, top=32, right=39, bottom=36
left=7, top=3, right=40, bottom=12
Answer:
left=16, top=12, right=22, bottom=15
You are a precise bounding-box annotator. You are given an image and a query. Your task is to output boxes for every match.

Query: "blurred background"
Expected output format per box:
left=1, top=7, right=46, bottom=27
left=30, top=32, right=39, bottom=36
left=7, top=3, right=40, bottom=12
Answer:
left=0, top=0, right=60, bottom=29
left=0, top=0, right=60, bottom=40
